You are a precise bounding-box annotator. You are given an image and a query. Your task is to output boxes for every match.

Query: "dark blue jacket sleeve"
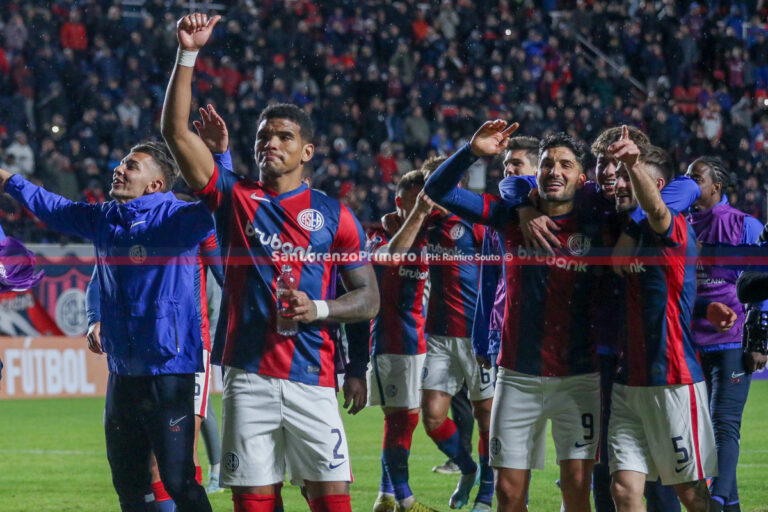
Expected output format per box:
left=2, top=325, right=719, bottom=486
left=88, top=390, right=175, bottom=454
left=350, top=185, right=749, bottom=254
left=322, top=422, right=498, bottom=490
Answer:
left=424, top=144, right=510, bottom=229
left=4, top=174, right=100, bottom=240
left=630, top=176, right=701, bottom=223
left=472, top=230, right=501, bottom=359
left=85, top=266, right=100, bottom=325
left=343, top=321, right=370, bottom=380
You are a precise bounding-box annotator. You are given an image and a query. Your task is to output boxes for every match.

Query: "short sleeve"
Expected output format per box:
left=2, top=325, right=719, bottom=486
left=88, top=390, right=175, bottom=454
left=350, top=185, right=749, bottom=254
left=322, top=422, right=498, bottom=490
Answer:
left=332, top=204, right=368, bottom=269
left=195, top=163, right=240, bottom=213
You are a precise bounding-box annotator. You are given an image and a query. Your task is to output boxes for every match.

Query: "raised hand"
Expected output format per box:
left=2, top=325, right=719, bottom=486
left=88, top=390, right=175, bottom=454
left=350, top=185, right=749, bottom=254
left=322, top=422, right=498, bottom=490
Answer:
left=469, top=119, right=519, bottom=158
left=414, top=189, right=436, bottom=216
left=177, top=13, right=221, bottom=51
left=607, top=125, right=640, bottom=172
left=193, top=104, right=229, bottom=153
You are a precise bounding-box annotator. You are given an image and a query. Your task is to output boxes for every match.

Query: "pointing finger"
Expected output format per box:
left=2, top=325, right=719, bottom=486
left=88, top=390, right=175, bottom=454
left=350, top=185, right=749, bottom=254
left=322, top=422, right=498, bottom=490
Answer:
left=621, top=124, right=629, bottom=140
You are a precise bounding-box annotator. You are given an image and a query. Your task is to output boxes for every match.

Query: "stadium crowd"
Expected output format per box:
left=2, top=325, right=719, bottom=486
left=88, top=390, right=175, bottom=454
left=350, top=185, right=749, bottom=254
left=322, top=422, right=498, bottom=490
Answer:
left=3, top=0, right=768, bottom=238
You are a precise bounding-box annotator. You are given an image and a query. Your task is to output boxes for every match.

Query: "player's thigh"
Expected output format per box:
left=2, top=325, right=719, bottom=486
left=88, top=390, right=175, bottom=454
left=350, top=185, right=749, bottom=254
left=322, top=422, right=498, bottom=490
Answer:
left=456, top=336, right=494, bottom=402
left=608, top=384, right=655, bottom=480
left=193, top=349, right=212, bottom=418
left=646, top=382, right=717, bottom=486
left=422, top=335, right=463, bottom=396
left=489, top=368, right=548, bottom=470
left=282, top=380, right=352, bottom=485
left=220, top=368, right=285, bottom=487
left=104, top=375, right=153, bottom=495
left=367, top=353, right=425, bottom=409
left=548, top=373, right=601, bottom=463
left=144, top=374, right=199, bottom=485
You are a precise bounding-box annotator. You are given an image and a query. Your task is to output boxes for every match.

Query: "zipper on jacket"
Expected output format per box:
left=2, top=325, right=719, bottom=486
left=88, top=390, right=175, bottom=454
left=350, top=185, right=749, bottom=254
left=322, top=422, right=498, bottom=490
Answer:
left=173, top=309, right=180, bottom=353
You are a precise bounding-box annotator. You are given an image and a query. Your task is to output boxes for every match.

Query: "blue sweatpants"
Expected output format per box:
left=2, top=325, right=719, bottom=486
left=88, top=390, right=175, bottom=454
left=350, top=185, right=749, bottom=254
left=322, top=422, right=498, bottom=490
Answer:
left=700, top=348, right=752, bottom=506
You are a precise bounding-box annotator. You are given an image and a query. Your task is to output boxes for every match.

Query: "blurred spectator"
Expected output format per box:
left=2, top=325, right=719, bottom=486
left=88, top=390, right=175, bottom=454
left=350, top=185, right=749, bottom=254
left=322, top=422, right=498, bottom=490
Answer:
left=5, top=0, right=768, bottom=242
left=6, top=132, right=34, bottom=177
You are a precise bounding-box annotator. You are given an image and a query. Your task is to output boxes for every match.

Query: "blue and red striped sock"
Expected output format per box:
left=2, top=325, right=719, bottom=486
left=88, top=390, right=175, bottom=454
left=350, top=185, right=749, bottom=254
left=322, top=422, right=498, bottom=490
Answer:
left=383, top=410, right=419, bottom=502
left=379, top=454, right=394, bottom=496
left=475, top=429, right=494, bottom=505
left=151, top=481, right=175, bottom=512
left=426, top=417, right=477, bottom=475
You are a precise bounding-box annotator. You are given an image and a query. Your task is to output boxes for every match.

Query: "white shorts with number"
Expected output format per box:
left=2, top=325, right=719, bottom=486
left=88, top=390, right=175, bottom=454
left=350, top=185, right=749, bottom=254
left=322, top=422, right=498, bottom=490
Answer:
left=422, top=335, right=494, bottom=401
left=194, top=349, right=212, bottom=418
left=608, top=381, right=717, bottom=485
left=220, top=368, right=352, bottom=487
left=489, top=368, right=601, bottom=470
left=367, top=353, right=426, bottom=409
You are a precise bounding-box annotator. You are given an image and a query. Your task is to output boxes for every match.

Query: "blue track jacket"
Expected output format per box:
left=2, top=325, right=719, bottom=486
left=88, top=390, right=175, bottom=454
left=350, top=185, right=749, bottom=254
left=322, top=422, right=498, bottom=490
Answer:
left=5, top=174, right=214, bottom=375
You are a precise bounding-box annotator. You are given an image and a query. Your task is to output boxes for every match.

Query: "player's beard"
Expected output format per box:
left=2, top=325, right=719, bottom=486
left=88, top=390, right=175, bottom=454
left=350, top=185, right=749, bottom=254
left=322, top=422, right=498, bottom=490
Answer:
left=615, top=193, right=638, bottom=213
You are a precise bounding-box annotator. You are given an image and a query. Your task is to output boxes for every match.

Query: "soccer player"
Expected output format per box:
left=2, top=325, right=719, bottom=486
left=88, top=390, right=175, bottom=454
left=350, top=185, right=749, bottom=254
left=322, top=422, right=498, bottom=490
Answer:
left=426, top=120, right=602, bottom=512
left=417, top=155, right=494, bottom=511
left=473, top=136, right=539, bottom=378
left=366, top=169, right=438, bottom=512
left=607, top=131, right=717, bottom=512
left=85, top=219, right=222, bottom=511
left=0, top=141, right=214, bottom=512
left=686, top=156, right=763, bottom=512
left=161, top=13, right=379, bottom=512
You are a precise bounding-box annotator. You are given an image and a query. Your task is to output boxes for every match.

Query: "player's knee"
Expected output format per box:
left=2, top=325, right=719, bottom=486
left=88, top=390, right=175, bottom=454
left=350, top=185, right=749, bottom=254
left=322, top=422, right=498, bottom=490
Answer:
left=610, top=478, right=642, bottom=506
left=495, top=475, right=527, bottom=505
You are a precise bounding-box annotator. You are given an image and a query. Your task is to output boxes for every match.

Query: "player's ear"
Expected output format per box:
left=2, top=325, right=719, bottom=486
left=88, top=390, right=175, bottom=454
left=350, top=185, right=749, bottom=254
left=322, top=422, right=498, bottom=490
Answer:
left=656, top=177, right=665, bottom=191
left=301, top=143, right=314, bottom=164
left=576, top=173, right=587, bottom=188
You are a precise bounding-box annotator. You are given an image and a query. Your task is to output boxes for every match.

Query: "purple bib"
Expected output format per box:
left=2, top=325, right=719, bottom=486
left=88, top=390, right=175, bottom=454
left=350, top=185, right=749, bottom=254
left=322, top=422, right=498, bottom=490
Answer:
left=0, top=237, right=44, bottom=293
left=688, top=203, right=745, bottom=346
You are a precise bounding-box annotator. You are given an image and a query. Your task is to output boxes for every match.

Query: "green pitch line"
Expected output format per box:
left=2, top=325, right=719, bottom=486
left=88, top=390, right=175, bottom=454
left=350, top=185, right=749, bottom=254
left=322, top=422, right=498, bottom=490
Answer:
left=2, top=381, right=768, bottom=511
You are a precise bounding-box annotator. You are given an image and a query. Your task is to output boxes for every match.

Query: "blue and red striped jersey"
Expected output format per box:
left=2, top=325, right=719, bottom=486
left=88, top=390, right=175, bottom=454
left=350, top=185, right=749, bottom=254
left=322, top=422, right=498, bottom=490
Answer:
left=424, top=212, right=484, bottom=338
left=497, top=211, right=601, bottom=377
left=197, top=165, right=367, bottom=387
left=367, top=226, right=429, bottom=356
left=616, top=212, right=702, bottom=387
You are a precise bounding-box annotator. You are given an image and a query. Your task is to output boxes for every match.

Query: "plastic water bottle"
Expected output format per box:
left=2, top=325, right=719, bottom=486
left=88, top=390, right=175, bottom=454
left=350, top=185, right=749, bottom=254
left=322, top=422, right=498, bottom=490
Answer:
left=276, top=265, right=298, bottom=336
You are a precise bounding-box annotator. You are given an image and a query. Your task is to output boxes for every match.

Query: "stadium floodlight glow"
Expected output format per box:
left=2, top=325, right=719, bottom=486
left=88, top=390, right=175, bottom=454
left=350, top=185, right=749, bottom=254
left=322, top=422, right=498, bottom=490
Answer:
left=51, top=126, right=60, bottom=134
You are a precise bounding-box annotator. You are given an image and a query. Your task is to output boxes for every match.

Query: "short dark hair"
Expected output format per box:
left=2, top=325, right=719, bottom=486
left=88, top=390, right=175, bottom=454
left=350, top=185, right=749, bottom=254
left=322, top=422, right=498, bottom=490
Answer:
left=639, top=145, right=673, bottom=183
left=591, top=126, right=650, bottom=156
left=397, top=169, right=426, bottom=195
left=257, top=103, right=314, bottom=141
left=506, top=136, right=540, bottom=165
left=539, top=132, right=587, bottom=170
left=129, top=140, right=178, bottom=191
left=690, top=155, right=731, bottom=188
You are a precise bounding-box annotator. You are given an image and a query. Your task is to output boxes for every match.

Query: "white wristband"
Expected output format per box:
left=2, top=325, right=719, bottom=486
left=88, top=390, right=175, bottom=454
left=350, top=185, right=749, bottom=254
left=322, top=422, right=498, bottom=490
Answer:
left=313, top=300, right=330, bottom=320
left=176, top=48, right=199, bottom=68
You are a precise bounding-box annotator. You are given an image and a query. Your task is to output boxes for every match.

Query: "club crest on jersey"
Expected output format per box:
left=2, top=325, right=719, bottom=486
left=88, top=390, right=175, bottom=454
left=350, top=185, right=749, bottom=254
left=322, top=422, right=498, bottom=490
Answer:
left=566, top=233, right=591, bottom=256
left=298, top=209, right=325, bottom=232
left=224, top=452, right=239, bottom=472
left=449, top=224, right=466, bottom=240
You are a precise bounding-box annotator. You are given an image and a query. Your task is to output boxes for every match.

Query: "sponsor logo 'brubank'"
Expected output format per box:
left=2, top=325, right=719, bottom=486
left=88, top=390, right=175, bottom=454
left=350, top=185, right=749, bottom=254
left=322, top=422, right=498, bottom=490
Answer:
left=245, top=221, right=317, bottom=259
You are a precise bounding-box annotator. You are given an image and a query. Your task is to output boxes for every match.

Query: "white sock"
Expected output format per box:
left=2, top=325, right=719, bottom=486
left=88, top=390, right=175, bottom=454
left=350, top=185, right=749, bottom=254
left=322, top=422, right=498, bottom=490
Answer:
left=209, top=463, right=220, bottom=476
left=399, top=495, right=415, bottom=508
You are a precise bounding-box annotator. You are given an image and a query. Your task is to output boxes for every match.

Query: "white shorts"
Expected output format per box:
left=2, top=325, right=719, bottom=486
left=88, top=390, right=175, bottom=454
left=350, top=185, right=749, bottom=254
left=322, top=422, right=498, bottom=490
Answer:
left=367, top=353, right=426, bottom=409
left=422, top=335, right=494, bottom=401
left=220, top=368, right=352, bottom=487
left=489, top=368, right=601, bottom=470
left=608, top=381, right=717, bottom=485
left=194, top=349, right=212, bottom=418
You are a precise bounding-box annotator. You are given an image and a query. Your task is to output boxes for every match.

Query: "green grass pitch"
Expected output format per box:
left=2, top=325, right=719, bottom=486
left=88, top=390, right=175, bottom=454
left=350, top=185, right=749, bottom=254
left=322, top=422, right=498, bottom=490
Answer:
left=2, top=381, right=768, bottom=511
